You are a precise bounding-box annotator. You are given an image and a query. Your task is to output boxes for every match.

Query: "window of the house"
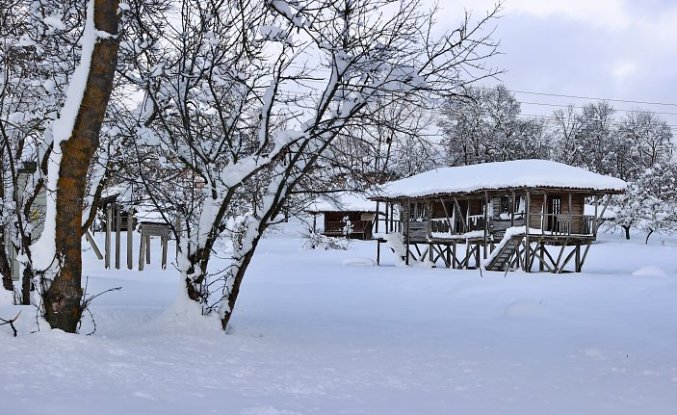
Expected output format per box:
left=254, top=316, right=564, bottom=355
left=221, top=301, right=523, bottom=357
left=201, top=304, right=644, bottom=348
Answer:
left=551, top=197, right=562, bottom=215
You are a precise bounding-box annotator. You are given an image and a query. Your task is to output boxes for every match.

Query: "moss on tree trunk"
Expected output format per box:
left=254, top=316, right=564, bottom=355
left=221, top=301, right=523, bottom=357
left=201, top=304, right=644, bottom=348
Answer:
left=43, top=0, right=119, bottom=333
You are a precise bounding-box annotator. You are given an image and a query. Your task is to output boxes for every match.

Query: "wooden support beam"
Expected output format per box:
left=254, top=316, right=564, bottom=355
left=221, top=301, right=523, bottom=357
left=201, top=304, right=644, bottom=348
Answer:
left=84, top=230, right=103, bottom=260
left=475, top=242, right=480, bottom=268
left=558, top=247, right=577, bottom=273
left=376, top=240, right=381, bottom=265
left=145, top=234, right=151, bottom=265
left=593, top=195, right=599, bottom=236
left=554, top=239, right=569, bottom=272
left=425, top=201, right=432, bottom=240
left=525, top=190, right=531, bottom=273
left=384, top=202, right=389, bottom=235
left=483, top=191, right=489, bottom=259
left=127, top=209, right=133, bottom=270
left=542, top=191, right=547, bottom=235
left=390, top=204, right=394, bottom=232
left=463, top=241, right=470, bottom=269
left=405, top=200, right=410, bottom=265
left=449, top=242, right=455, bottom=269
left=578, top=242, right=592, bottom=272
left=375, top=202, right=380, bottom=234
left=161, top=235, right=168, bottom=269
left=115, top=205, right=121, bottom=270
left=541, top=244, right=558, bottom=272
left=535, top=245, right=555, bottom=272
left=568, top=193, right=573, bottom=236
left=510, top=191, right=515, bottom=227
left=105, top=205, right=112, bottom=269
left=138, top=229, right=145, bottom=271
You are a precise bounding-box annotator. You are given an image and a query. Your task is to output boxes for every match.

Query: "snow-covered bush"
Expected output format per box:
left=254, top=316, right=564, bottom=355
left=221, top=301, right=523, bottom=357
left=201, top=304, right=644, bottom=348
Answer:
left=303, top=230, right=349, bottom=251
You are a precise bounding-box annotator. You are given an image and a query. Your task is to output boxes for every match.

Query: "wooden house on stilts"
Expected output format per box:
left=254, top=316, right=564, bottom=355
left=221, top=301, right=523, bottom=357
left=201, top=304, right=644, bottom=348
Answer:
left=370, top=160, right=626, bottom=273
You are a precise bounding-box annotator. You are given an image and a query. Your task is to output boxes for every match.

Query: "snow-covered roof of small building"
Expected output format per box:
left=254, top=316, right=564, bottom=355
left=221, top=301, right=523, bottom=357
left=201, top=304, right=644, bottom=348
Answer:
left=373, top=160, right=627, bottom=200
left=307, top=192, right=378, bottom=213
left=134, top=204, right=168, bottom=224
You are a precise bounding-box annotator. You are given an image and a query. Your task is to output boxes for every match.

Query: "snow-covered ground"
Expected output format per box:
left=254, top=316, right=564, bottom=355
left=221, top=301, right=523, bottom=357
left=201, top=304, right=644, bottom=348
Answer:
left=2, top=222, right=677, bottom=414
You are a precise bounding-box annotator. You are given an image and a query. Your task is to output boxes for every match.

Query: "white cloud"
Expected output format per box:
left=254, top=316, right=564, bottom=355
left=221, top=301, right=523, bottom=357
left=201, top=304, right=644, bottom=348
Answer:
left=505, top=0, right=631, bottom=30
left=610, top=61, right=638, bottom=82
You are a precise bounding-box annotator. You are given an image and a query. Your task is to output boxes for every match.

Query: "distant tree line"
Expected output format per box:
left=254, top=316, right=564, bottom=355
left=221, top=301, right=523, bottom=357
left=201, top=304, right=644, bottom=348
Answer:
left=438, top=85, right=677, bottom=242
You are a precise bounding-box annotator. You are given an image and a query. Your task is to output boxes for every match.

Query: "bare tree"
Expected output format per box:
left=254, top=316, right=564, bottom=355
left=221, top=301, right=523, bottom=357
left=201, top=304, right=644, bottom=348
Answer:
left=121, top=0, right=500, bottom=330
left=551, top=105, right=582, bottom=166
left=618, top=110, right=673, bottom=176
left=440, top=85, right=549, bottom=165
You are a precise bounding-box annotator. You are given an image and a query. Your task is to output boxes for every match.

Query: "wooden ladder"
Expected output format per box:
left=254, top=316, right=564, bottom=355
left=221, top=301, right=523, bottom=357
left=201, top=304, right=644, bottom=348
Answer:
left=486, top=236, right=523, bottom=271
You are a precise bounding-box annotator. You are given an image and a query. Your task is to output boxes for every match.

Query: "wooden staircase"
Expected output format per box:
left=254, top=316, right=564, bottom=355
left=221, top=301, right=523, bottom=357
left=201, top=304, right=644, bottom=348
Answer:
left=486, top=235, right=523, bottom=271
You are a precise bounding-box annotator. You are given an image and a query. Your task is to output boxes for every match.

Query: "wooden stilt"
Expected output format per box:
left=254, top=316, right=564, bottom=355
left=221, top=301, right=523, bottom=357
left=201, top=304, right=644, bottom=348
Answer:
left=127, top=209, right=133, bottom=270
left=384, top=202, right=389, bottom=235
left=525, top=190, right=531, bottom=273
left=554, top=240, right=568, bottom=272
left=161, top=235, right=168, bottom=269
left=145, top=234, right=151, bottom=265
left=105, top=205, right=112, bottom=269
left=376, top=240, right=381, bottom=265
left=115, top=205, right=121, bottom=270
left=405, top=201, right=410, bottom=265
left=375, top=202, right=380, bottom=234
left=558, top=247, right=577, bottom=273
left=483, top=191, right=489, bottom=259
left=447, top=242, right=456, bottom=269
left=138, top=230, right=145, bottom=271
left=578, top=242, right=592, bottom=272
left=593, top=195, right=599, bottom=236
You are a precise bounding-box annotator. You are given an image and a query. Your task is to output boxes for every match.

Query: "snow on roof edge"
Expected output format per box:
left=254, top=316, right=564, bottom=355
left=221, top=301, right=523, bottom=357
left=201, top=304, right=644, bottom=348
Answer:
left=306, top=191, right=380, bottom=213
left=371, top=160, right=627, bottom=200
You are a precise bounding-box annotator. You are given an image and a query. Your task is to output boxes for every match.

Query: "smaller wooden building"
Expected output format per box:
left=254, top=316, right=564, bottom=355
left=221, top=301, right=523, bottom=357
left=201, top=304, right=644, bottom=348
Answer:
left=371, top=160, right=626, bottom=273
left=307, top=192, right=379, bottom=240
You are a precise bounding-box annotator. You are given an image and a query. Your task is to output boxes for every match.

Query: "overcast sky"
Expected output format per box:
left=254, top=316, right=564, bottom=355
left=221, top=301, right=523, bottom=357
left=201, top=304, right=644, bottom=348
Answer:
left=431, top=0, right=677, bottom=129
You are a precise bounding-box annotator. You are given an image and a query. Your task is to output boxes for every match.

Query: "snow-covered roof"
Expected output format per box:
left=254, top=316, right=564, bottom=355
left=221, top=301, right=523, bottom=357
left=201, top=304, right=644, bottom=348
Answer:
left=373, top=160, right=627, bottom=200
left=307, top=192, right=378, bottom=213
left=134, top=204, right=168, bottom=224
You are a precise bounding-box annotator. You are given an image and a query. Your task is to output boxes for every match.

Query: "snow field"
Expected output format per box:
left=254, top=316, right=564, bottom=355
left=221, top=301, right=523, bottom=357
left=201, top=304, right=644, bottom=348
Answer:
left=1, top=224, right=677, bottom=414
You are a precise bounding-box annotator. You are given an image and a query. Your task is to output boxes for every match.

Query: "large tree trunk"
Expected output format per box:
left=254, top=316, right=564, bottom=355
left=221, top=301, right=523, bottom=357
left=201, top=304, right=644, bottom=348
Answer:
left=43, top=0, right=119, bottom=333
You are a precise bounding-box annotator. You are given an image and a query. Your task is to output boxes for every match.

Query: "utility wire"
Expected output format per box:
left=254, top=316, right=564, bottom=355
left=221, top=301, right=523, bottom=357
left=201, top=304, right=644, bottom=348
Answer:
left=511, top=89, right=677, bottom=108
left=518, top=101, right=677, bottom=118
